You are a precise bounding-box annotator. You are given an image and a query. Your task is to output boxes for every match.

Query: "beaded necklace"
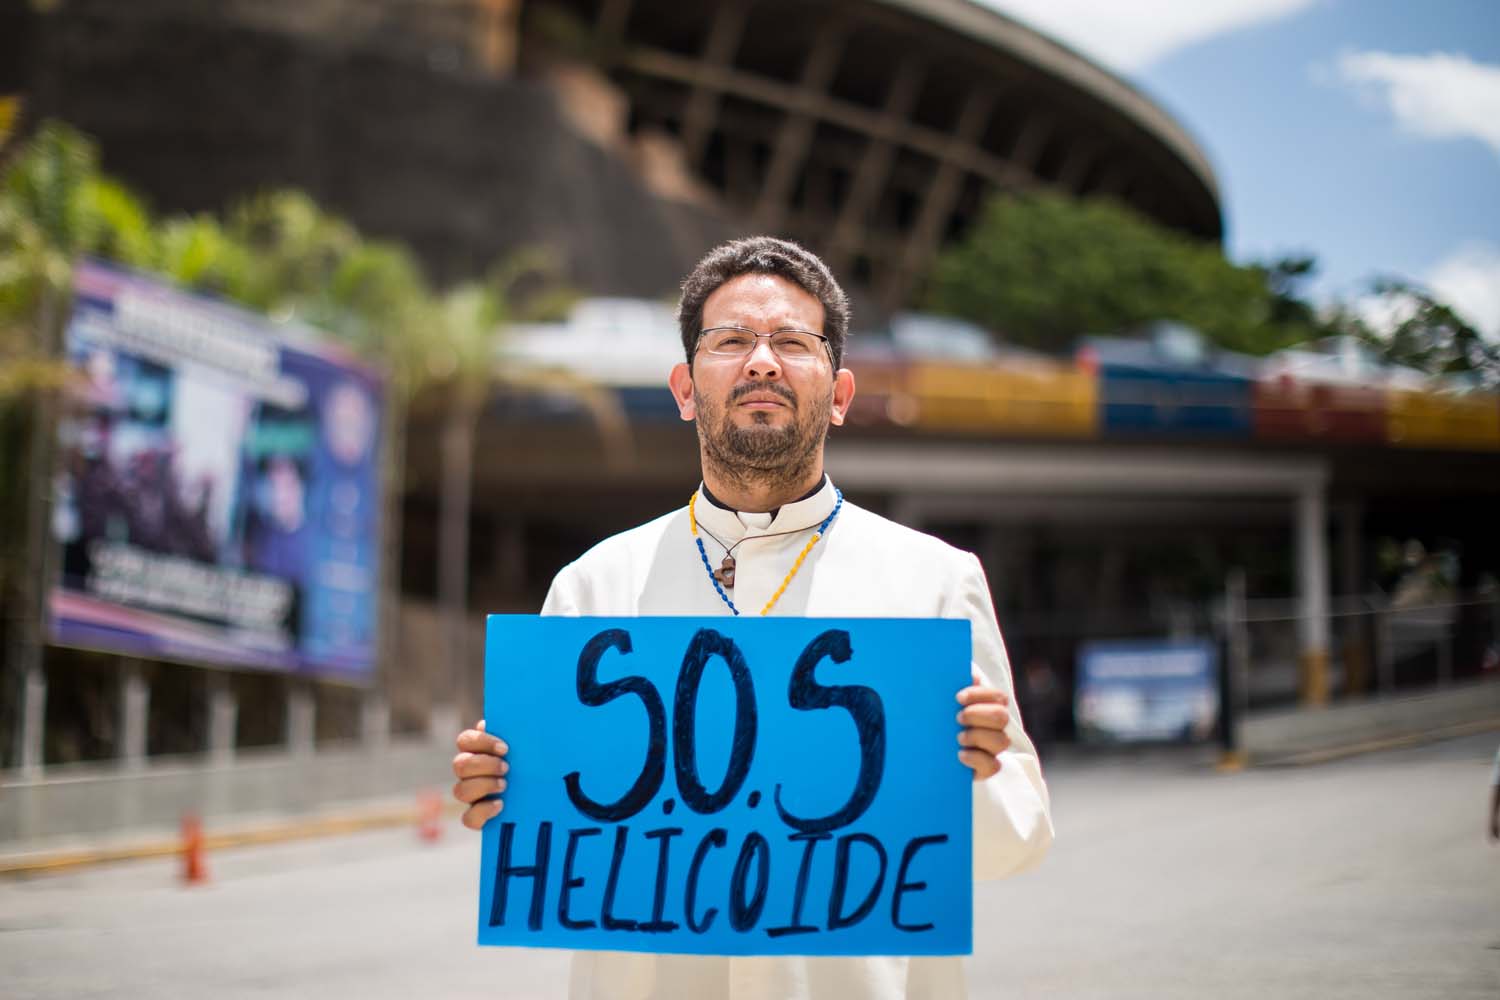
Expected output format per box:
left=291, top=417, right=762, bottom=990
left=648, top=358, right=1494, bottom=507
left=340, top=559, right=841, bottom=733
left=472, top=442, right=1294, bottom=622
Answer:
left=688, top=487, right=844, bottom=616
left=694, top=518, right=825, bottom=589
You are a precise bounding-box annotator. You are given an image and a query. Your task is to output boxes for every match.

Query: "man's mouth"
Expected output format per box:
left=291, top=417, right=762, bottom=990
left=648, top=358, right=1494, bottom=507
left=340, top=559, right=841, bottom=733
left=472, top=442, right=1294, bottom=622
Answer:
left=730, top=385, right=796, bottom=411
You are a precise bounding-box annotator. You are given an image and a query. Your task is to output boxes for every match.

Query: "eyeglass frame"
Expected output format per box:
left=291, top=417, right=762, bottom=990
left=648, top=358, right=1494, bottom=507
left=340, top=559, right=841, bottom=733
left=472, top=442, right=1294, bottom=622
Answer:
left=693, top=325, right=835, bottom=365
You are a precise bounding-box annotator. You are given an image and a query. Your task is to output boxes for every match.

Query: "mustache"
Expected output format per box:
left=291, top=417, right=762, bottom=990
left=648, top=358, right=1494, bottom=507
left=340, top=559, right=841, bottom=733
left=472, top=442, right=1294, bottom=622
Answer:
left=727, top=382, right=797, bottom=406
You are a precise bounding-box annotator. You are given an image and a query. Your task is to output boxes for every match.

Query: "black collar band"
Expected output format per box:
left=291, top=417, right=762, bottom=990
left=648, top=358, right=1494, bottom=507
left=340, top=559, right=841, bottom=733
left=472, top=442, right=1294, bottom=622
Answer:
left=700, top=474, right=828, bottom=520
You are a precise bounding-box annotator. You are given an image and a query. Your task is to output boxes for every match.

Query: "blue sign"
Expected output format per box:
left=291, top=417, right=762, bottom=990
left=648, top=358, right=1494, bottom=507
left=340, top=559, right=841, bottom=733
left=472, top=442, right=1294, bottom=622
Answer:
left=1075, top=639, right=1219, bottom=743
left=478, top=616, right=974, bottom=956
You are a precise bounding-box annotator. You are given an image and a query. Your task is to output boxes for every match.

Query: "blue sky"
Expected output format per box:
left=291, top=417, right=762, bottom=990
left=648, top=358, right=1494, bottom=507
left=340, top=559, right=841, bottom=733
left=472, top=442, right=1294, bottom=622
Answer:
left=981, top=0, right=1500, bottom=335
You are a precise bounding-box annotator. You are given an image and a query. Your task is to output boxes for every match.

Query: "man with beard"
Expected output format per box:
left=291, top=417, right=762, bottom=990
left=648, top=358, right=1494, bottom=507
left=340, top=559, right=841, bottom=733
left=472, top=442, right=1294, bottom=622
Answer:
left=452, top=236, right=1052, bottom=1000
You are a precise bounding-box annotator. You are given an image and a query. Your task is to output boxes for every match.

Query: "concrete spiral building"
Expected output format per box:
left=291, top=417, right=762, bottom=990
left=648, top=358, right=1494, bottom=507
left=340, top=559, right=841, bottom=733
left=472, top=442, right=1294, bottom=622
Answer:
left=7, top=0, right=1221, bottom=307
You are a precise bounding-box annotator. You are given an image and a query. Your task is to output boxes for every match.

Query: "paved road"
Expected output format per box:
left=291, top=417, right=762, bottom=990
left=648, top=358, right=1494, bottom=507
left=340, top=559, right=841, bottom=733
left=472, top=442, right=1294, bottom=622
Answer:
left=3, top=734, right=1498, bottom=999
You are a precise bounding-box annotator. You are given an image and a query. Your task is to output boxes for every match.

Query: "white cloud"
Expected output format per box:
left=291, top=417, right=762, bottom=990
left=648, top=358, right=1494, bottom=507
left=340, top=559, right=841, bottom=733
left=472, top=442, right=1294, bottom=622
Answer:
left=1336, top=50, right=1500, bottom=160
left=1425, top=242, right=1500, bottom=338
left=980, top=0, right=1319, bottom=72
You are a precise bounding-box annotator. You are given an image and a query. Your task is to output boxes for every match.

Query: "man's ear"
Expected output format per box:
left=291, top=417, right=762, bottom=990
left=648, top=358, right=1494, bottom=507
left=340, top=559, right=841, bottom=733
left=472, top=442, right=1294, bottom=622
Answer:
left=829, top=368, right=856, bottom=427
left=668, top=362, right=696, bottom=422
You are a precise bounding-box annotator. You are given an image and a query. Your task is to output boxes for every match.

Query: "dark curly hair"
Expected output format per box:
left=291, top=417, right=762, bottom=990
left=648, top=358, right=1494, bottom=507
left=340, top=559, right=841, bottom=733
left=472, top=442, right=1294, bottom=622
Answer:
left=677, top=236, right=851, bottom=369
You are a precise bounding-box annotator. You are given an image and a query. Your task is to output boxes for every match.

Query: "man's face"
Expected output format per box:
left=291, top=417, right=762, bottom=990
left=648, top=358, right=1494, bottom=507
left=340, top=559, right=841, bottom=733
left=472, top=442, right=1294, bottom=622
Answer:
left=668, top=273, right=854, bottom=480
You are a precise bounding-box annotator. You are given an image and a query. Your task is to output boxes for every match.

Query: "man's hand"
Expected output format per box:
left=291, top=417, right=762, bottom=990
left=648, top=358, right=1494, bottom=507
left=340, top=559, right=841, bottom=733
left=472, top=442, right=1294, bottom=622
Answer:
left=452, top=720, right=509, bottom=830
left=957, top=673, right=1011, bottom=780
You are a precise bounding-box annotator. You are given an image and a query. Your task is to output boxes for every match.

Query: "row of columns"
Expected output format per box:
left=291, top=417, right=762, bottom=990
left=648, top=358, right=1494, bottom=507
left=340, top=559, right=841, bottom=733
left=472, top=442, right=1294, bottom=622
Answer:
left=12, top=660, right=389, bottom=778
left=112, top=660, right=242, bottom=771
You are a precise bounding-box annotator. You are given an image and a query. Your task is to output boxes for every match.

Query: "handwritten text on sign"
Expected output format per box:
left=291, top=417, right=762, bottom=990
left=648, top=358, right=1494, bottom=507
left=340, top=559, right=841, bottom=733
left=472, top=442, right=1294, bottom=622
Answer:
left=477, top=616, right=973, bottom=956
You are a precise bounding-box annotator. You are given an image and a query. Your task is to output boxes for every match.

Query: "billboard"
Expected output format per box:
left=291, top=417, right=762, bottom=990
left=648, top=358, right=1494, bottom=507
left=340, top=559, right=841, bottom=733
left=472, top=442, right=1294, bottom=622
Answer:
left=48, top=260, right=385, bottom=682
left=1075, top=639, right=1219, bottom=744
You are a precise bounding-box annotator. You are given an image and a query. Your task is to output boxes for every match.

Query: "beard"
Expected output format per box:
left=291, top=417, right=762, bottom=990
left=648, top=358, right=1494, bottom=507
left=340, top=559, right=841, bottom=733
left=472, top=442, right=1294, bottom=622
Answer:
left=695, top=379, right=830, bottom=494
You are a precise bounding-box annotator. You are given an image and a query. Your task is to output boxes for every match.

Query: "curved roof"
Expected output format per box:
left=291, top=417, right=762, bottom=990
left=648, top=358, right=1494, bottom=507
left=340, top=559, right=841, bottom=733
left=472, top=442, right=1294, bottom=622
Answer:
left=597, top=0, right=1224, bottom=306
left=881, top=0, right=1219, bottom=204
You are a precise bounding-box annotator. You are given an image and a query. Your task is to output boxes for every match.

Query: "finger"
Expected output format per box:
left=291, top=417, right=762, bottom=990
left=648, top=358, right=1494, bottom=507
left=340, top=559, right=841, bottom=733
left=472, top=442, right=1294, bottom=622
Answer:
left=461, top=799, right=503, bottom=830
left=956, top=685, right=1009, bottom=707
left=453, top=776, right=508, bottom=804
left=958, top=747, right=1001, bottom=780
left=452, top=751, right=510, bottom=780
left=456, top=727, right=508, bottom=756
left=958, top=727, right=1011, bottom=756
left=956, top=703, right=1011, bottom=730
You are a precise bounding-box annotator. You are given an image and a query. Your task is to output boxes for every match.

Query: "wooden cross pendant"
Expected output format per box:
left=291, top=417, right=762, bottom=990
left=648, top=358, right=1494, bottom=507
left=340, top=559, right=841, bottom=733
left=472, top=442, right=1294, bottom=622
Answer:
left=713, top=555, right=736, bottom=589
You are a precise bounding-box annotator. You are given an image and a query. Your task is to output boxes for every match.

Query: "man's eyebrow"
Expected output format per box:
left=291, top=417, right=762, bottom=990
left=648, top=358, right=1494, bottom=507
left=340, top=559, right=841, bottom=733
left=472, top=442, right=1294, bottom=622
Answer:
left=708, top=323, right=819, bottom=333
left=709, top=320, right=822, bottom=332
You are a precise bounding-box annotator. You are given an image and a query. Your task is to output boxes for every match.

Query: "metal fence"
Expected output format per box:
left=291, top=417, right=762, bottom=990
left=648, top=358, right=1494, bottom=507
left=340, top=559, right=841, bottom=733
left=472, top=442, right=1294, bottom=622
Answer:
left=1000, top=586, right=1500, bottom=746
left=1228, top=591, right=1500, bottom=710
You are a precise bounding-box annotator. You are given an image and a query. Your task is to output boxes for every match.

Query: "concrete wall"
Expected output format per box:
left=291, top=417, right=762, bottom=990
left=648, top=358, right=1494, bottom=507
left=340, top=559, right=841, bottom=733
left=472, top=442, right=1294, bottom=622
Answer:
left=0, top=735, right=453, bottom=851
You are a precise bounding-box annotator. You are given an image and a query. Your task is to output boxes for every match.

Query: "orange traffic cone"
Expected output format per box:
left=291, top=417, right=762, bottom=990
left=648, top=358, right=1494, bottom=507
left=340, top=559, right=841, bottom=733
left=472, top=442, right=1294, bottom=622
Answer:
left=181, top=812, right=209, bottom=885
left=417, top=790, right=444, bottom=843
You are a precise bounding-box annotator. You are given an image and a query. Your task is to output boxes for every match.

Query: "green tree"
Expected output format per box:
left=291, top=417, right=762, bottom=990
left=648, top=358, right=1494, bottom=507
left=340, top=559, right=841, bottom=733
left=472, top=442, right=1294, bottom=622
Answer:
left=0, top=122, right=157, bottom=396
left=420, top=255, right=632, bottom=713
left=923, top=192, right=1323, bottom=355
left=146, top=186, right=613, bottom=720
left=1339, top=278, right=1500, bottom=388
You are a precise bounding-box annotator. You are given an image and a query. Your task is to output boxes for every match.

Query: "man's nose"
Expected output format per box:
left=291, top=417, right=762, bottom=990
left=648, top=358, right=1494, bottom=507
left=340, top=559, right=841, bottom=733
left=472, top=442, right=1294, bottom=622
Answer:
left=742, top=337, right=782, bottom=379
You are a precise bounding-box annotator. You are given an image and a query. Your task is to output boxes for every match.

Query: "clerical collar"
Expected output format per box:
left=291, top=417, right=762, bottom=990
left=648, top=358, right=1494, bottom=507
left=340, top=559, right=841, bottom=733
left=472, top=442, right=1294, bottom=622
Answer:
left=700, top=475, right=828, bottom=521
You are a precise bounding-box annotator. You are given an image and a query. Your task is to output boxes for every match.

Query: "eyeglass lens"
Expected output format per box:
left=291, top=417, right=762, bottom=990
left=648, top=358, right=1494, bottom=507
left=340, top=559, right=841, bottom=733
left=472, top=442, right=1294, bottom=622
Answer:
left=700, top=327, right=826, bottom=360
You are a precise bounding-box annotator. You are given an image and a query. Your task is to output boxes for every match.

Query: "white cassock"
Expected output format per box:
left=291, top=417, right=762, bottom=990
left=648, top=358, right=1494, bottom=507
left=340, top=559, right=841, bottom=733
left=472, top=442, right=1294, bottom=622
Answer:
left=540, top=476, right=1054, bottom=1000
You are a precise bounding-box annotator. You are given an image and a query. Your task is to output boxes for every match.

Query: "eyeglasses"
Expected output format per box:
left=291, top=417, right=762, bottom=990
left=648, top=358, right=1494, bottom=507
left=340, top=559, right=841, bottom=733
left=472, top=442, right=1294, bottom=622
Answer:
left=696, top=325, right=832, bottom=363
